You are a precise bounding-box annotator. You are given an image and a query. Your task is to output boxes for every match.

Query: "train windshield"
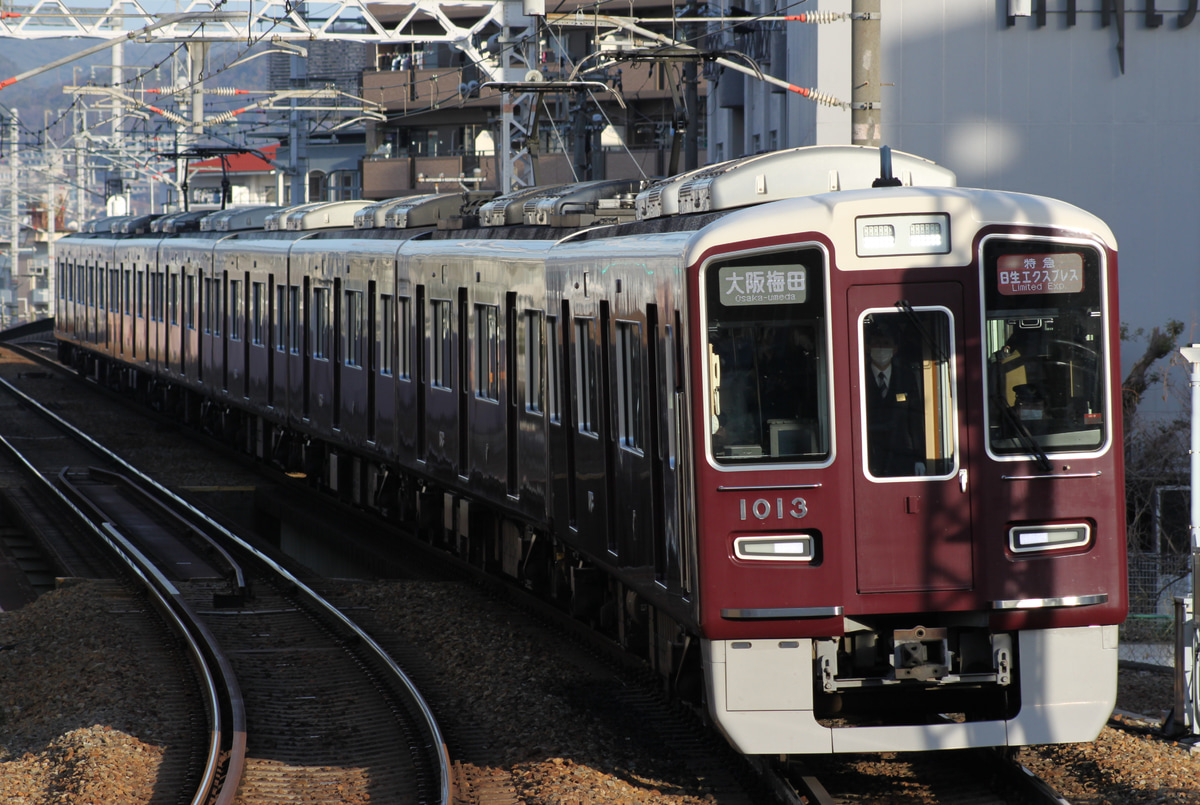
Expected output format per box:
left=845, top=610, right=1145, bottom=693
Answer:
left=983, top=239, right=1107, bottom=457
left=704, top=248, right=830, bottom=465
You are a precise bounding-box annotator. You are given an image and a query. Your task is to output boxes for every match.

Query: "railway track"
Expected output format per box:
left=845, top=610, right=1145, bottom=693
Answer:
left=0, top=340, right=1083, bottom=805
left=0, top=368, right=453, bottom=805
left=770, top=747, right=1074, bottom=804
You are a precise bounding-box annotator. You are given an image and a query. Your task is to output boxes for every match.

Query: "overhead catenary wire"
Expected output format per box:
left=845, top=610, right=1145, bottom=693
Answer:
left=5, top=0, right=843, bottom=216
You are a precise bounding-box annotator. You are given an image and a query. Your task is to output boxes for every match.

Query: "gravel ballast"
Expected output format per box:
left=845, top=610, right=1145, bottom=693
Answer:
left=3, top=580, right=1200, bottom=804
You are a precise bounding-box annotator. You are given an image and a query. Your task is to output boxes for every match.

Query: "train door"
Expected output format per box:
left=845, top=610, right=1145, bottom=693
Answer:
left=415, top=284, right=427, bottom=456
left=102, top=265, right=113, bottom=353
left=651, top=307, right=690, bottom=595
left=169, top=263, right=181, bottom=377
left=332, top=276, right=343, bottom=427
left=270, top=278, right=282, bottom=408
left=547, top=307, right=570, bottom=533
left=612, top=312, right=654, bottom=566
left=221, top=269, right=231, bottom=392
left=505, top=293, right=519, bottom=497
left=87, top=264, right=98, bottom=347
left=96, top=265, right=108, bottom=351
left=121, top=262, right=132, bottom=359
left=367, top=280, right=377, bottom=443
left=850, top=283, right=972, bottom=594
left=149, top=263, right=163, bottom=370
left=135, top=264, right=146, bottom=362
left=266, top=275, right=277, bottom=403
left=247, top=274, right=268, bottom=402
left=185, top=266, right=198, bottom=381
left=568, top=308, right=609, bottom=552
left=110, top=264, right=121, bottom=357
left=457, top=288, right=469, bottom=475
left=168, top=263, right=182, bottom=377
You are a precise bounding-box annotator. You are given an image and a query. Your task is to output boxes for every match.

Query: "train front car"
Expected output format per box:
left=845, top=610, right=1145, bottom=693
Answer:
left=689, top=176, right=1124, bottom=754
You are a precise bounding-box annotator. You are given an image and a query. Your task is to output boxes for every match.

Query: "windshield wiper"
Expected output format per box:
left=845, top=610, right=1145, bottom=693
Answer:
left=993, top=391, right=1053, bottom=472
left=895, top=300, right=948, bottom=363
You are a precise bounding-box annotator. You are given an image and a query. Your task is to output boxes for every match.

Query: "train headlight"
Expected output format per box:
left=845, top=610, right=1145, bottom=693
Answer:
left=734, top=534, right=815, bottom=562
left=856, top=213, right=950, bottom=256
left=1008, top=522, right=1091, bottom=554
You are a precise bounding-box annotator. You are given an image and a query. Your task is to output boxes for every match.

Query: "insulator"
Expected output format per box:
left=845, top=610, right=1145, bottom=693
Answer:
left=147, top=106, right=189, bottom=125
left=785, top=11, right=847, bottom=24
left=798, top=87, right=848, bottom=109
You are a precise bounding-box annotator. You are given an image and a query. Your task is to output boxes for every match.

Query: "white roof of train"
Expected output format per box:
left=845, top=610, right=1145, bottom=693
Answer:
left=681, top=185, right=1117, bottom=271
left=635, top=144, right=956, bottom=220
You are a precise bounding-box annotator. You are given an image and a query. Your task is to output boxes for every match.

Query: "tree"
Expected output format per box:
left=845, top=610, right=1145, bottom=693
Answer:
left=1121, top=319, right=1185, bottom=434
left=1121, top=319, right=1192, bottom=623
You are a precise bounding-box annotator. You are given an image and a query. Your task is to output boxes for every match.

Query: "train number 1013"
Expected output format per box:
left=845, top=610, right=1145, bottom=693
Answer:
left=738, top=497, right=809, bottom=521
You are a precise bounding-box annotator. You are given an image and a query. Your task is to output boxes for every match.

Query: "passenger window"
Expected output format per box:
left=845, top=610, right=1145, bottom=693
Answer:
left=311, top=287, right=329, bottom=359
left=230, top=279, right=243, bottom=341
left=475, top=303, right=499, bottom=400
left=345, top=289, right=363, bottom=366
left=704, top=248, right=829, bottom=464
left=431, top=300, right=452, bottom=388
left=275, top=285, right=287, bottom=351
left=381, top=294, right=395, bottom=376
left=616, top=320, right=643, bottom=452
left=397, top=295, right=411, bottom=379
left=861, top=309, right=956, bottom=479
left=252, top=282, right=266, bottom=345
left=983, top=241, right=1106, bottom=455
left=574, top=317, right=599, bottom=436
left=186, top=275, right=196, bottom=329
left=288, top=286, right=300, bottom=354
left=526, top=310, right=545, bottom=415
left=546, top=315, right=560, bottom=423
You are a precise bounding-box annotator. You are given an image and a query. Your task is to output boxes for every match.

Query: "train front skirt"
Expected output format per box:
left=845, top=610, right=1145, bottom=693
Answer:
left=704, top=624, right=1118, bottom=753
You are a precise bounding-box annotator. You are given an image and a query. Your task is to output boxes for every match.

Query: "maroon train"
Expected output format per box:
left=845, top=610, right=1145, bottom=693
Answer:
left=55, top=145, right=1126, bottom=754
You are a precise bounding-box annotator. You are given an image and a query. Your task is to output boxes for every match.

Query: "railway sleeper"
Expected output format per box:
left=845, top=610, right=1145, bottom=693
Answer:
left=67, top=356, right=710, bottom=713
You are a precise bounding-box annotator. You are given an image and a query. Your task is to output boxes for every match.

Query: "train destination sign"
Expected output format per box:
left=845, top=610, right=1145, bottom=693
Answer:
left=996, top=253, right=1084, bottom=295
left=719, top=265, right=807, bottom=306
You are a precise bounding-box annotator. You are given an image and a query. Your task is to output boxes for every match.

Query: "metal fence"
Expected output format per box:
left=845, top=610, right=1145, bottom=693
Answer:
left=1122, top=550, right=1190, bottom=669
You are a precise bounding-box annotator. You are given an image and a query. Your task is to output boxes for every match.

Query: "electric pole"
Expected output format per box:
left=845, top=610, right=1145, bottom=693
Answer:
left=851, top=0, right=881, bottom=146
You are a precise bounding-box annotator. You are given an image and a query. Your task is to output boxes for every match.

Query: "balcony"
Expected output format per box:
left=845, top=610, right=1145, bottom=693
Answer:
left=362, top=149, right=673, bottom=200
left=363, top=60, right=705, bottom=116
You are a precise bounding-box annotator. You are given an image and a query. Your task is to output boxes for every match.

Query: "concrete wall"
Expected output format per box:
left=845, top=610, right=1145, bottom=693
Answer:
left=704, top=0, right=1200, bottom=386
left=884, top=0, right=1200, bottom=386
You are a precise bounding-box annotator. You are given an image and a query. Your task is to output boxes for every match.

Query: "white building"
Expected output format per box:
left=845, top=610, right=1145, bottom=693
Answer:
left=706, top=0, right=1200, bottom=380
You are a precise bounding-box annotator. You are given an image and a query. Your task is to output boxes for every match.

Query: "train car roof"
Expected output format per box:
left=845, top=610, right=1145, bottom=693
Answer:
left=155, top=209, right=211, bottom=234
left=635, top=144, right=956, bottom=220
left=283, top=200, right=373, bottom=231
left=202, top=205, right=282, bottom=232
left=681, top=185, right=1117, bottom=271
left=353, top=194, right=436, bottom=228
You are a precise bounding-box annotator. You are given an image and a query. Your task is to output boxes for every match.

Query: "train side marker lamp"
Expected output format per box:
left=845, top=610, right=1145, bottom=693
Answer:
left=733, top=534, right=815, bottom=561
left=1008, top=522, right=1091, bottom=554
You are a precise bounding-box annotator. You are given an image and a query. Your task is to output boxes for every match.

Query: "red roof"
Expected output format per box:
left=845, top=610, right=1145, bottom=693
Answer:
left=187, top=144, right=279, bottom=174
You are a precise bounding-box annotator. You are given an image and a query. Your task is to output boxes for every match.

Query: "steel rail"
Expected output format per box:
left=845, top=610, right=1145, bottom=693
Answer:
left=85, top=465, right=247, bottom=601
left=0, top=428, right=242, bottom=805
left=0, top=374, right=455, bottom=805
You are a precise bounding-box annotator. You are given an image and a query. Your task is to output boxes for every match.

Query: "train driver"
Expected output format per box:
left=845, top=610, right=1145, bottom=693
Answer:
left=864, top=319, right=926, bottom=477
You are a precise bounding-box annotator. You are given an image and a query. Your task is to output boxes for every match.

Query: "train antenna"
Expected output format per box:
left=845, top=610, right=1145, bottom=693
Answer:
left=872, top=145, right=903, bottom=187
